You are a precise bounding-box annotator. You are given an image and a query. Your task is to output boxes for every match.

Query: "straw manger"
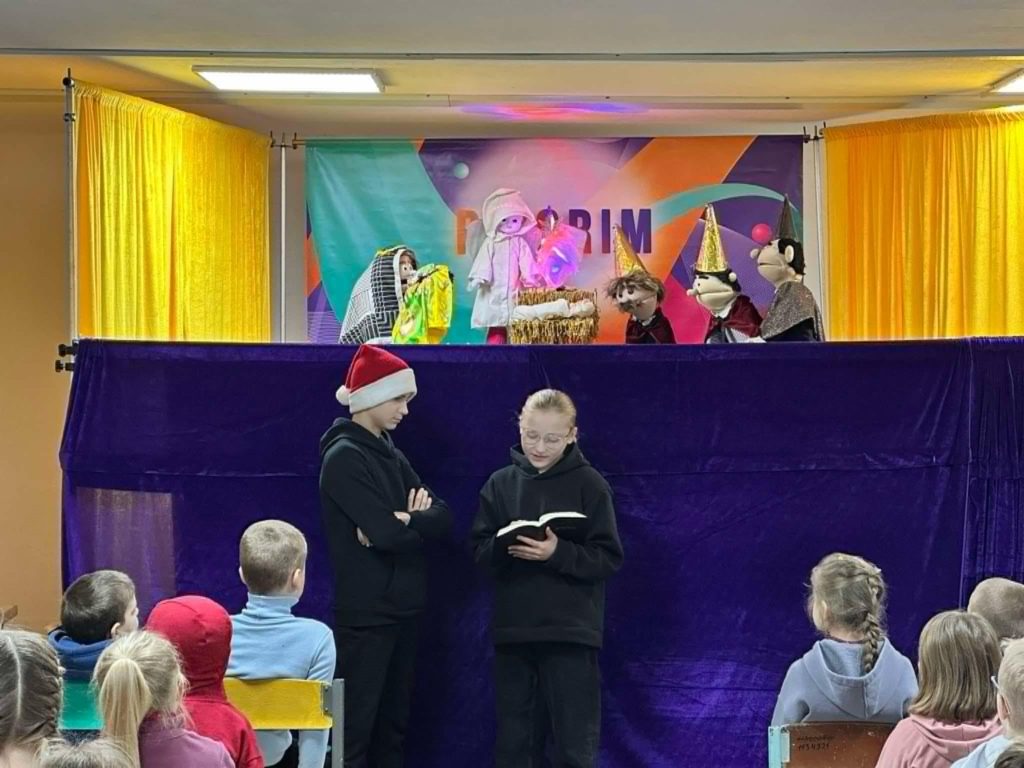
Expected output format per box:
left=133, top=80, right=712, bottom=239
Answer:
left=508, top=288, right=600, bottom=345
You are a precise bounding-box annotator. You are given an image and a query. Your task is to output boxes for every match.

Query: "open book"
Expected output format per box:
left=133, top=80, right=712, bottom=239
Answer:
left=496, top=511, right=587, bottom=549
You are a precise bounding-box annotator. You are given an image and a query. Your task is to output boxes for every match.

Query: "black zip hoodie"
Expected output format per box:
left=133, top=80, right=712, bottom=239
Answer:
left=470, top=443, right=623, bottom=648
left=319, top=417, right=452, bottom=626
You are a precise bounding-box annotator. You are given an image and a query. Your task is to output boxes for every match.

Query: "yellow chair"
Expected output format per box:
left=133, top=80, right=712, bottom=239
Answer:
left=224, top=678, right=345, bottom=768
left=768, top=722, right=895, bottom=767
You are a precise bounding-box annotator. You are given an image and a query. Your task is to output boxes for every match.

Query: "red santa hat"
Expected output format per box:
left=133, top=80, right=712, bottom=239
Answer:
left=336, top=344, right=417, bottom=413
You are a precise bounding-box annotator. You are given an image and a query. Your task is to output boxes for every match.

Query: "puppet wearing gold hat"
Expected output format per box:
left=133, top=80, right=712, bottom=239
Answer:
left=687, top=204, right=762, bottom=343
left=604, top=226, right=675, bottom=344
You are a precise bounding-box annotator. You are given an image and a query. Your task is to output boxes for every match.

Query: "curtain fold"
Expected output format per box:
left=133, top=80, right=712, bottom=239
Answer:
left=824, top=111, right=1024, bottom=340
left=76, top=83, right=270, bottom=340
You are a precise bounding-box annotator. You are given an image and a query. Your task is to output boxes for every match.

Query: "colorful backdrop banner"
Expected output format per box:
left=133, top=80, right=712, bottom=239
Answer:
left=306, top=137, right=802, bottom=344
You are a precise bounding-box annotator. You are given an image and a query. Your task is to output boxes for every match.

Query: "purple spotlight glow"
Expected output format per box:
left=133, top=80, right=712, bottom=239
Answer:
left=461, top=102, right=647, bottom=121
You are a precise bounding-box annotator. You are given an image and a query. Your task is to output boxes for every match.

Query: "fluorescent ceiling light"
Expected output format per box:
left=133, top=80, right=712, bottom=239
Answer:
left=194, top=68, right=382, bottom=94
left=993, top=70, right=1024, bottom=94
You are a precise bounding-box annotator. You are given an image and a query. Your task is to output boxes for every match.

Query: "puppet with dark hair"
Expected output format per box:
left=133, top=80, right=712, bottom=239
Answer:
left=687, top=204, right=762, bottom=343
left=751, top=196, right=824, bottom=342
left=604, top=226, right=675, bottom=344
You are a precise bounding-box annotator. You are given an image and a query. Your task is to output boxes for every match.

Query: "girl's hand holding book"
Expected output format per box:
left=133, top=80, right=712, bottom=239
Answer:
left=508, top=528, right=558, bottom=562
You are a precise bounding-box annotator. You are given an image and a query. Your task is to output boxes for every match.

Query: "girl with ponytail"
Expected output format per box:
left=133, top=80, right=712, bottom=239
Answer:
left=771, top=553, right=918, bottom=726
left=93, top=631, right=233, bottom=768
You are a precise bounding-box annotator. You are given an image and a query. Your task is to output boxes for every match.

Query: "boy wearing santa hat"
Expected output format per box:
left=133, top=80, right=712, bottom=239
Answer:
left=319, top=344, right=452, bottom=768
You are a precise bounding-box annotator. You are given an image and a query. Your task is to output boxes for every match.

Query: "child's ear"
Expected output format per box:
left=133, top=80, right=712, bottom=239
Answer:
left=998, top=690, right=1010, bottom=721
left=109, top=621, right=122, bottom=639
left=238, top=566, right=248, bottom=589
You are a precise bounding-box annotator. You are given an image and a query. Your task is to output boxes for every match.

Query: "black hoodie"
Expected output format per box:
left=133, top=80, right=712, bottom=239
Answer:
left=319, top=417, right=452, bottom=626
left=471, top=443, right=623, bottom=648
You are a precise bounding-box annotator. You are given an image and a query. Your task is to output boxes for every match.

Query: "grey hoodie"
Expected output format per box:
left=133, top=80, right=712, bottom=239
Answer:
left=771, top=638, right=918, bottom=726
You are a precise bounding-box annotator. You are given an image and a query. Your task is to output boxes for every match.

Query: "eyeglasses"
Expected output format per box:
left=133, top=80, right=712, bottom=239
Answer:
left=520, top=429, right=573, bottom=447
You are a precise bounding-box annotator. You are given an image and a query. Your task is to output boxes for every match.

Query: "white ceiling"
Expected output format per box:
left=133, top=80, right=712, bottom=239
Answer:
left=4, top=0, right=1024, bottom=55
left=2, top=0, right=1023, bottom=134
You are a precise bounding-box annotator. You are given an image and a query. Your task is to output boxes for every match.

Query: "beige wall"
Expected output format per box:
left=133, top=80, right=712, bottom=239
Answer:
left=0, top=97, right=70, bottom=630
left=0, top=95, right=302, bottom=631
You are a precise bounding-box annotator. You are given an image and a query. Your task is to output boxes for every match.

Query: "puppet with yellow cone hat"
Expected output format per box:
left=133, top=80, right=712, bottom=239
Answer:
left=604, top=226, right=676, bottom=344
left=686, top=204, right=762, bottom=343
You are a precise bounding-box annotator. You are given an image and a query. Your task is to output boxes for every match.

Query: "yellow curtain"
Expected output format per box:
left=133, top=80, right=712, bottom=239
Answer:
left=824, top=111, right=1024, bottom=340
left=76, top=84, right=269, bottom=340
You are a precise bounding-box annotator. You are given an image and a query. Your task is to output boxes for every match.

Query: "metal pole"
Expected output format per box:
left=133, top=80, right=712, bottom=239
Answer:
left=814, top=126, right=829, bottom=329
left=331, top=679, right=344, bottom=768
left=279, top=139, right=287, bottom=341
left=63, top=69, right=78, bottom=342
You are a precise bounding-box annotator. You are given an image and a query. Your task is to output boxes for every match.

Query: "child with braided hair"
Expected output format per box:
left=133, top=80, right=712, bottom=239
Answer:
left=876, top=611, right=1002, bottom=768
left=0, top=629, right=63, bottom=767
left=771, top=553, right=918, bottom=726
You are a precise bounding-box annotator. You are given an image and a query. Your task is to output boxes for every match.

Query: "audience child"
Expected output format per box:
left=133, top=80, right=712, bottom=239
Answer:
left=228, top=520, right=336, bottom=768
left=954, top=640, right=1024, bottom=768
left=39, top=738, right=134, bottom=768
left=146, top=597, right=263, bottom=768
left=876, top=611, right=1001, bottom=768
left=94, top=630, right=233, bottom=768
left=48, top=571, right=139, bottom=680
left=969, top=579, right=1024, bottom=647
left=772, top=553, right=918, bottom=725
left=0, top=629, right=62, bottom=768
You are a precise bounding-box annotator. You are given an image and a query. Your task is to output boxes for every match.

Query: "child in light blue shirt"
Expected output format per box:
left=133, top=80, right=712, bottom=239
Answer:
left=228, top=520, right=336, bottom=768
left=954, top=640, right=1024, bottom=768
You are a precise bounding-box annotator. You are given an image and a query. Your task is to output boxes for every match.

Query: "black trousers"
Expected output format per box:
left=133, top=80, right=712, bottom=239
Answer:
left=494, top=642, right=601, bottom=768
left=334, top=619, right=419, bottom=768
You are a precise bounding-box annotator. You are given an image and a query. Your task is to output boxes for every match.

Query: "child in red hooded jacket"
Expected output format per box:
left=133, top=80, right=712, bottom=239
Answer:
left=147, top=596, right=264, bottom=768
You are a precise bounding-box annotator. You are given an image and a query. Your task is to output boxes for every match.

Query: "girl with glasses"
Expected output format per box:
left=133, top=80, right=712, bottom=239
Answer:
left=471, top=388, right=624, bottom=768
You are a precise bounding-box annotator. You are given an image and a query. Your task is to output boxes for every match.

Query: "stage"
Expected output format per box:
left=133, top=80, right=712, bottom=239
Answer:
left=60, top=339, right=1024, bottom=767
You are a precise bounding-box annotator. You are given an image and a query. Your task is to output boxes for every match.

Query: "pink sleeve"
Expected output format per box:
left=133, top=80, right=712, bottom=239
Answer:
left=215, top=742, right=235, bottom=768
left=874, top=720, right=912, bottom=768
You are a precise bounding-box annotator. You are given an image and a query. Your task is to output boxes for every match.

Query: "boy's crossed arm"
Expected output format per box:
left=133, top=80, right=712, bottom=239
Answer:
left=358, top=488, right=446, bottom=547
left=324, top=457, right=424, bottom=553
left=396, top=452, right=453, bottom=540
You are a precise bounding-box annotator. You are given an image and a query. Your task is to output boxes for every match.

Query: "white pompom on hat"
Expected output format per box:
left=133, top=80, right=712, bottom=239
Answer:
left=336, top=344, right=417, bottom=413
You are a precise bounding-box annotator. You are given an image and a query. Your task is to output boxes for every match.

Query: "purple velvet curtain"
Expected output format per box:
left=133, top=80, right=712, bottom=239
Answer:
left=60, top=339, right=1024, bottom=767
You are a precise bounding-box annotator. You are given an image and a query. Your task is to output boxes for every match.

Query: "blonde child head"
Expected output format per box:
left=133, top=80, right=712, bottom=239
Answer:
left=94, top=630, right=187, bottom=767
left=910, top=610, right=1000, bottom=723
left=969, top=578, right=1024, bottom=646
left=40, top=737, right=135, bottom=768
left=807, top=553, right=887, bottom=674
left=0, top=629, right=63, bottom=759
left=519, top=390, right=579, bottom=473
left=520, top=389, right=577, bottom=428
left=239, top=519, right=308, bottom=597
left=997, top=640, right=1024, bottom=736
